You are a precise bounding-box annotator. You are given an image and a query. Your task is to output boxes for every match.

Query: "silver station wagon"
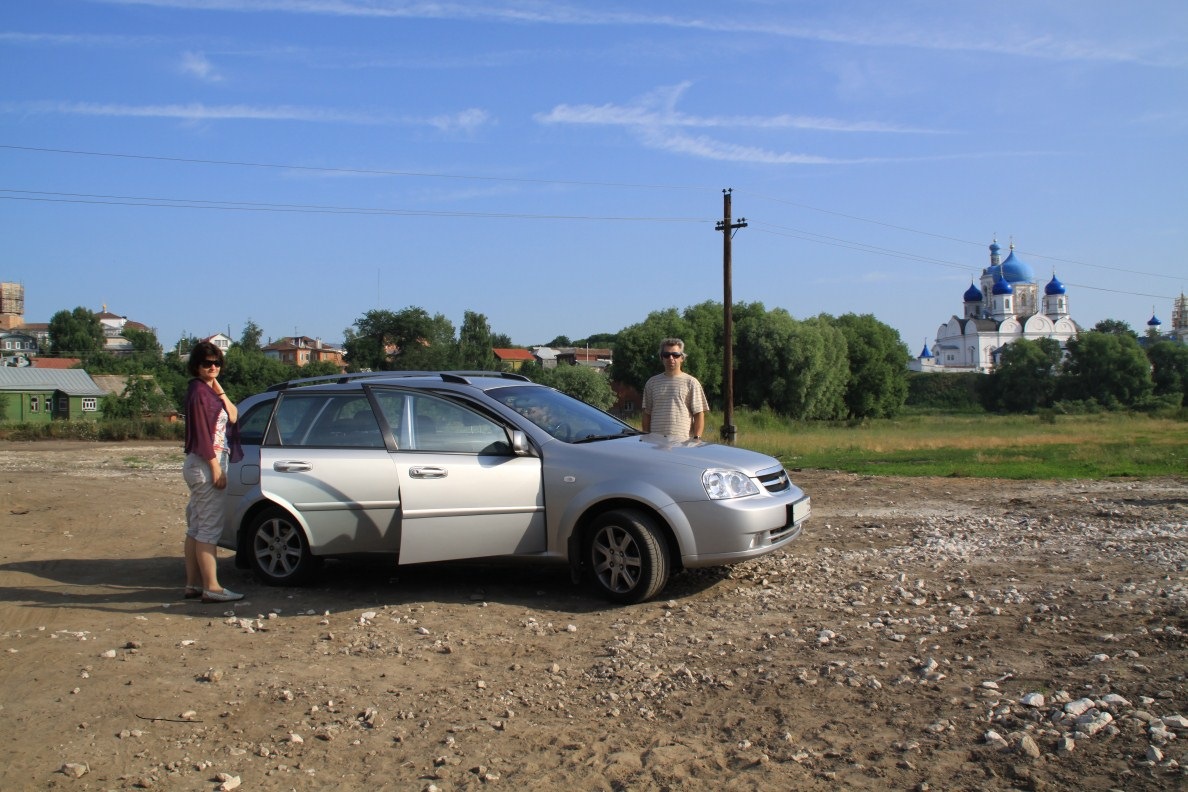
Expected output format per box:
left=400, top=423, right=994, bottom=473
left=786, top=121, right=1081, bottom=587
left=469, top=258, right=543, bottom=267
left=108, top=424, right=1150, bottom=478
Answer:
left=221, top=372, right=810, bottom=603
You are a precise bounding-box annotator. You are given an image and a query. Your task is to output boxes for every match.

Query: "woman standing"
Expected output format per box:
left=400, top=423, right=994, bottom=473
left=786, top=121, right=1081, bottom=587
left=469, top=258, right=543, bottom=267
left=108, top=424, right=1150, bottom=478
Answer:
left=182, top=341, right=244, bottom=603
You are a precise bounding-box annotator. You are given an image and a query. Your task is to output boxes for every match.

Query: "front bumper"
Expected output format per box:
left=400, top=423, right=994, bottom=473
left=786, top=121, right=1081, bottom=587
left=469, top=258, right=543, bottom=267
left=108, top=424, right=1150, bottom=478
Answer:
left=667, top=492, right=810, bottom=567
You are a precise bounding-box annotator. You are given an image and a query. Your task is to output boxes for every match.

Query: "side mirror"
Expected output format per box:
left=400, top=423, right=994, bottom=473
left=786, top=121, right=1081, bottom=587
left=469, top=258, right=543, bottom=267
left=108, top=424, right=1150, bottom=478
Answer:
left=510, top=429, right=535, bottom=457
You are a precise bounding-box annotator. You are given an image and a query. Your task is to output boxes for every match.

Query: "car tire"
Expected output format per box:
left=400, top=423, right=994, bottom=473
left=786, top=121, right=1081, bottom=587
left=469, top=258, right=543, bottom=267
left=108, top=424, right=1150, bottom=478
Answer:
left=587, top=509, right=670, bottom=603
left=248, top=507, right=318, bottom=586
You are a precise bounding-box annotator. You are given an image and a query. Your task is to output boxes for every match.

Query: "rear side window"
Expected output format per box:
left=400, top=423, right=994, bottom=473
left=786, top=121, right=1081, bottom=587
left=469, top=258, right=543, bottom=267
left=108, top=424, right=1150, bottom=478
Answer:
left=271, top=393, right=386, bottom=448
left=236, top=399, right=275, bottom=446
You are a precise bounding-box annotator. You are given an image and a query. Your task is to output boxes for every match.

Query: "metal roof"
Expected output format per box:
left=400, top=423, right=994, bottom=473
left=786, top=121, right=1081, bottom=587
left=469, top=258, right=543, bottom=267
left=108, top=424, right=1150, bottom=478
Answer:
left=0, top=367, right=107, bottom=395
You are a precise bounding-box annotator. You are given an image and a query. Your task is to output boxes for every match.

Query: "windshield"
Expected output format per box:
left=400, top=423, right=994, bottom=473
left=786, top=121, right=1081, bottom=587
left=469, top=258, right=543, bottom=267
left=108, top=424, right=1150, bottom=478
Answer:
left=490, top=384, right=640, bottom=443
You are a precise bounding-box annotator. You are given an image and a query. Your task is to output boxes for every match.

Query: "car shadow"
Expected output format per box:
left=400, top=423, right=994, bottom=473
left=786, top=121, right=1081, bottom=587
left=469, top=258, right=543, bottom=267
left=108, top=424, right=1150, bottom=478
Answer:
left=0, top=555, right=730, bottom=616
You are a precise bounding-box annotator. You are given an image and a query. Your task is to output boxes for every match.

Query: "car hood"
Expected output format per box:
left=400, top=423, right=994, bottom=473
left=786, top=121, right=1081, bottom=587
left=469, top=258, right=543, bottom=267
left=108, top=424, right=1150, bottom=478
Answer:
left=562, top=432, right=785, bottom=475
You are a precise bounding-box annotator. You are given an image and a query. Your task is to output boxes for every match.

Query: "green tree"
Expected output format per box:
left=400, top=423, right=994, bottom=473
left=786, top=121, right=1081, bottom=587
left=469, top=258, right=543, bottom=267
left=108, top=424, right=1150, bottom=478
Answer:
left=1058, top=331, right=1153, bottom=408
left=579, top=332, right=619, bottom=348
left=681, top=300, right=725, bottom=406
left=735, top=310, right=847, bottom=420
left=49, top=307, right=105, bottom=356
left=458, top=310, right=497, bottom=370
left=219, top=345, right=290, bottom=403
left=1146, top=341, right=1188, bottom=403
left=533, top=364, right=616, bottom=410
left=239, top=319, right=263, bottom=352
left=831, top=313, right=911, bottom=419
left=101, top=375, right=173, bottom=420
left=1092, top=318, right=1137, bottom=338
left=979, top=338, right=1062, bottom=412
left=123, top=327, right=162, bottom=356
left=546, top=335, right=572, bottom=348
left=610, top=308, right=697, bottom=397
left=344, top=307, right=457, bottom=371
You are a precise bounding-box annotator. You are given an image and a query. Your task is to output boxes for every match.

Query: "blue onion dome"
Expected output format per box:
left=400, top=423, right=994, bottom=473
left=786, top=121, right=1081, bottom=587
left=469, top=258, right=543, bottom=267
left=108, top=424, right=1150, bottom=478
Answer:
left=964, top=282, right=983, bottom=302
left=997, top=248, right=1034, bottom=283
left=992, top=275, right=1013, bottom=295
left=1044, top=274, right=1066, bottom=295
left=989, top=239, right=1001, bottom=256
left=1148, top=314, right=1162, bottom=327
left=919, top=341, right=933, bottom=358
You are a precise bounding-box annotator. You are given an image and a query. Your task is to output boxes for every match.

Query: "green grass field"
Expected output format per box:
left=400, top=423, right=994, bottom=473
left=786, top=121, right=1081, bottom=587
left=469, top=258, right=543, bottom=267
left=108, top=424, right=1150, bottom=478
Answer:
left=715, top=410, right=1188, bottom=479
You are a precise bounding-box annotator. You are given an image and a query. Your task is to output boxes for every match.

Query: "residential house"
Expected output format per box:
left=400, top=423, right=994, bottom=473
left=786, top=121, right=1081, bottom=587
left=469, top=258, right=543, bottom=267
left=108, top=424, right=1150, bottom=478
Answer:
left=0, top=368, right=107, bottom=422
left=531, top=346, right=559, bottom=369
left=203, top=333, right=234, bottom=353
left=493, top=348, right=535, bottom=372
left=263, top=336, right=347, bottom=371
left=30, top=357, right=82, bottom=370
left=1, top=328, right=40, bottom=365
left=555, top=347, right=613, bottom=370
left=98, top=308, right=153, bottom=356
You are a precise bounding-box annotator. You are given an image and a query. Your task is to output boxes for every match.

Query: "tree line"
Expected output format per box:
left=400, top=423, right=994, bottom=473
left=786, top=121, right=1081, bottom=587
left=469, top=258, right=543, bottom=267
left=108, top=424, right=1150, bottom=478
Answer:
left=37, top=305, right=1187, bottom=425
left=978, top=320, right=1188, bottom=413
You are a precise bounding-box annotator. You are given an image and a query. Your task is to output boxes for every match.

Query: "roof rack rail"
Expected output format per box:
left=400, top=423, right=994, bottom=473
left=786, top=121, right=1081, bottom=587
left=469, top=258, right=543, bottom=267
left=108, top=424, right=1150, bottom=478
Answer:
left=265, top=369, right=530, bottom=392
left=265, top=371, right=421, bottom=392
left=438, top=371, right=531, bottom=384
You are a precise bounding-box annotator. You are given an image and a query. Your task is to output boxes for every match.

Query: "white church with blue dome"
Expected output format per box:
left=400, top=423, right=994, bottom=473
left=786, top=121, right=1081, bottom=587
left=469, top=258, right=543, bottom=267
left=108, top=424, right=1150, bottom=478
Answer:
left=915, top=239, right=1080, bottom=372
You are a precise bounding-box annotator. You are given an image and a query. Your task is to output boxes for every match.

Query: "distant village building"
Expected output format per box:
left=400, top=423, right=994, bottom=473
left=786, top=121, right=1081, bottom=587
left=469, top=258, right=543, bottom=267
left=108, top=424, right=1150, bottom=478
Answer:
left=492, top=348, right=535, bottom=371
left=98, top=306, right=152, bottom=355
left=203, top=332, right=234, bottom=353
left=263, top=336, right=346, bottom=370
left=1158, top=292, right=1188, bottom=345
left=0, top=368, right=107, bottom=422
left=914, top=239, right=1081, bottom=373
left=555, top=347, right=613, bottom=370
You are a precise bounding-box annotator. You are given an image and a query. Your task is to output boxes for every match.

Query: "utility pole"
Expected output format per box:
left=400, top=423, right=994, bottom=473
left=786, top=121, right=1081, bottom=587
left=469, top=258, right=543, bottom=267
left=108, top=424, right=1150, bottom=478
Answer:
left=715, top=189, right=746, bottom=445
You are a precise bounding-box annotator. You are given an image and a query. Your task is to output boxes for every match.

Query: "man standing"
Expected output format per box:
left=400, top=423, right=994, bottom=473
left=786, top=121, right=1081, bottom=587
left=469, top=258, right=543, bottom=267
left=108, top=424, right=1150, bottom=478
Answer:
left=641, top=337, right=709, bottom=441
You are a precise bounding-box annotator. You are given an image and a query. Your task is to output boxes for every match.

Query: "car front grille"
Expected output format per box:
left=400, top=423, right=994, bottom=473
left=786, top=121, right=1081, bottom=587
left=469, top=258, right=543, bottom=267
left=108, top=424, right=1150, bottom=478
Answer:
left=758, top=469, right=791, bottom=494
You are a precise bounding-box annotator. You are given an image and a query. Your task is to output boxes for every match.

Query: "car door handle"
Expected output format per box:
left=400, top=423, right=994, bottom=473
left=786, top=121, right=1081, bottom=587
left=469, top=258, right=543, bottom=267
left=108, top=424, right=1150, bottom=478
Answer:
left=273, top=460, right=312, bottom=473
left=409, top=466, right=448, bottom=479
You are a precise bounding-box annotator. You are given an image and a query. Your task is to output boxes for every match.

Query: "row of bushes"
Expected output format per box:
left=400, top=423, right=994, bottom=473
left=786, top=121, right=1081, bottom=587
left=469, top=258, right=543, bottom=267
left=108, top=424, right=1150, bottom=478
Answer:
left=0, top=418, right=185, bottom=442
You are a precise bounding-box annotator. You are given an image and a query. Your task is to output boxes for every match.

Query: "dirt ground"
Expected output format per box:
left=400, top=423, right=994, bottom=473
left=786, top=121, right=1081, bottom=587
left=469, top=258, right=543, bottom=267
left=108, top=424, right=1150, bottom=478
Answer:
left=0, top=441, right=1185, bottom=791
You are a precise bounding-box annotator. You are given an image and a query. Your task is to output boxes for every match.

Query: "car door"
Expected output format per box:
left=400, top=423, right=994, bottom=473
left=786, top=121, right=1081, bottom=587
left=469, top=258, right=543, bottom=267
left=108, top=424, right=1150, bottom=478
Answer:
left=258, top=390, right=402, bottom=555
left=368, top=386, right=546, bottom=564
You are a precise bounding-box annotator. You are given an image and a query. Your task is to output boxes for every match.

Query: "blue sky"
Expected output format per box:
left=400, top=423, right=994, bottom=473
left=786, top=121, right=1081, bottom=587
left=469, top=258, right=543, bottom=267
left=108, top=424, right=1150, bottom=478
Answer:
left=2, top=1, right=1185, bottom=355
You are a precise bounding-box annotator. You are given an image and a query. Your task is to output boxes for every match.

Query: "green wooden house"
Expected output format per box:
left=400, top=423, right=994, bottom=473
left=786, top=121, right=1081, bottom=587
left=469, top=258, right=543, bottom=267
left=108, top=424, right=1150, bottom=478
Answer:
left=0, top=368, right=107, bottom=422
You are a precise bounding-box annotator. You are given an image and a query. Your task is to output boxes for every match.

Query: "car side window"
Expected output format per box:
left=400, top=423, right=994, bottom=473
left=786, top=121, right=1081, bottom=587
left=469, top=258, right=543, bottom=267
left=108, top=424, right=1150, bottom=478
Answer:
left=237, top=399, right=274, bottom=446
left=407, top=394, right=510, bottom=455
left=273, top=393, right=386, bottom=448
left=372, top=391, right=405, bottom=438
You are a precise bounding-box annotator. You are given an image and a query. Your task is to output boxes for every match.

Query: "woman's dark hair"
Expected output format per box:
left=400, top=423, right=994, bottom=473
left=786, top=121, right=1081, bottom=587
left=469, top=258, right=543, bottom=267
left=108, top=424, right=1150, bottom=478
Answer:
left=187, top=341, right=225, bottom=378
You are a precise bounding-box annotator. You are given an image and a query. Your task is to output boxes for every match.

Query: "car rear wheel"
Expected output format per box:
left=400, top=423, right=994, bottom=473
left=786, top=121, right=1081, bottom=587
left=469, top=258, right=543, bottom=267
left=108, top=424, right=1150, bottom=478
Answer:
left=249, top=507, right=318, bottom=586
left=587, top=509, right=669, bottom=603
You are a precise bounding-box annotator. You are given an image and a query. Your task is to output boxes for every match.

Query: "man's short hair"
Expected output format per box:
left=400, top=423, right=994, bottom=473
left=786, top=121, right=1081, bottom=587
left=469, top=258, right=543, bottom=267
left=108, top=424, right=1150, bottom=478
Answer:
left=658, top=337, right=685, bottom=356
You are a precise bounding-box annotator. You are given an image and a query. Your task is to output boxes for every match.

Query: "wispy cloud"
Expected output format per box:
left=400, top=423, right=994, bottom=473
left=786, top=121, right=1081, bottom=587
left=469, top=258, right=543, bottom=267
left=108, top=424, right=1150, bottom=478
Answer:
left=85, top=0, right=1182, bottom=66
left=180, top=51, right=222, bottom=82
left=537, top=82, right=938, bottom=165
left=0, top=100, right=491, bottom=130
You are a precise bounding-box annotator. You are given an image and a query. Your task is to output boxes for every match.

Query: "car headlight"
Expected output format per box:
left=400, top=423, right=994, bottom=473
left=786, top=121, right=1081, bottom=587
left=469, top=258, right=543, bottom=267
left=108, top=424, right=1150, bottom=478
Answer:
left=702, top=468, right=760, bottom=500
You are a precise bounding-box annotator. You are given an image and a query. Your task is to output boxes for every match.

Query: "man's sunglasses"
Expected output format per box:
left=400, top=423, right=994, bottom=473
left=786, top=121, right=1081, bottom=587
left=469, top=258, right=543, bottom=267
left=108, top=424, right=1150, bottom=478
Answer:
left=660, top=352, right=683, bottom=359
left=200, top=359, right=222, bottom=368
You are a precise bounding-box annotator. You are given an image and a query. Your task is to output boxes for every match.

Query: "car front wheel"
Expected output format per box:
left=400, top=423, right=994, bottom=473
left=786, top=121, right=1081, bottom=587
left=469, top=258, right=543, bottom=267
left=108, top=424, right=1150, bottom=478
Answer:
left=249, top=507, right=318, bottom=586
left=587, top=509, right=669, bottom=603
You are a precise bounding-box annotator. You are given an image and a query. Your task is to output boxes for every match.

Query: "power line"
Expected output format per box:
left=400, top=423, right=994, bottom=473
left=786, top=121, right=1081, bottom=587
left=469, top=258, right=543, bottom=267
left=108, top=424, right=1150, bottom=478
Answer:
left=0, top=144, right=715, bottom=193
left=2, top=143, right=1180, bottom=295
left=0, top=189, right=708, bottom=223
